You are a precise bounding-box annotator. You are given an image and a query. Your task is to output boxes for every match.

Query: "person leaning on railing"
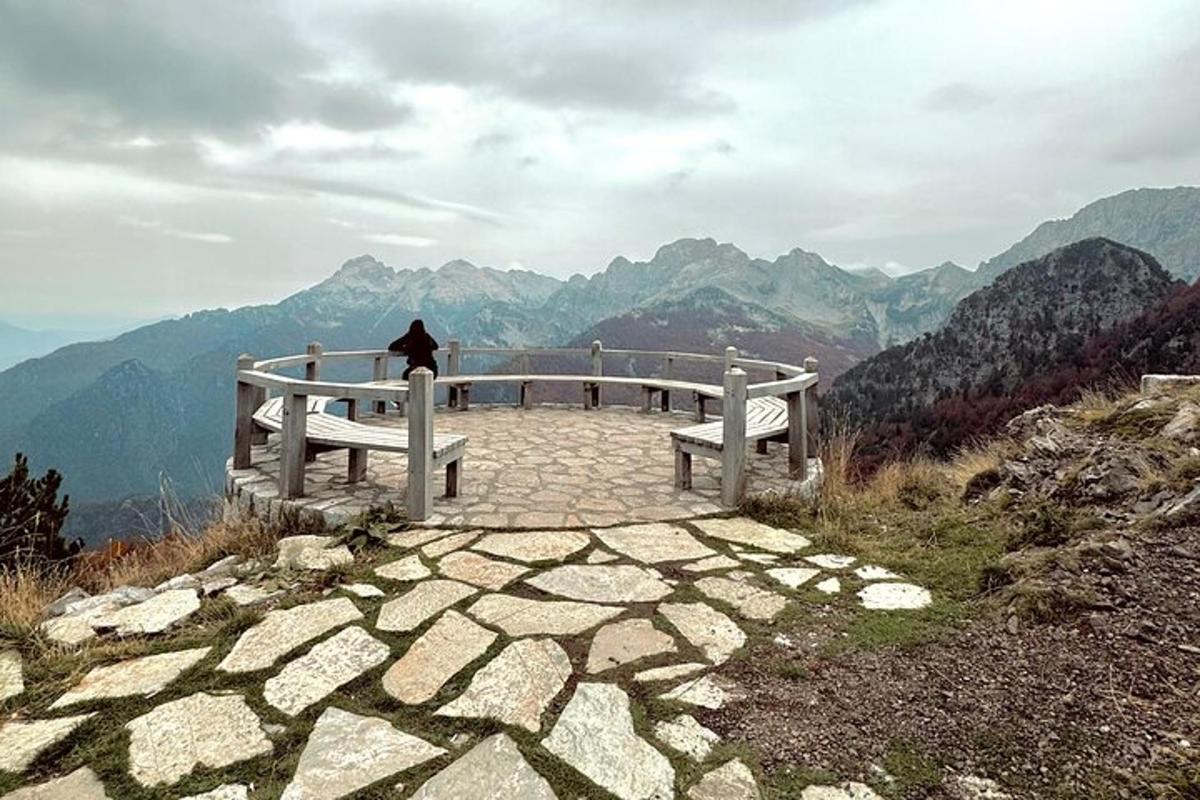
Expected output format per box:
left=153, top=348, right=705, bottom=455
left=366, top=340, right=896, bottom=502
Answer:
left=388, top=319, right=440, bottom=379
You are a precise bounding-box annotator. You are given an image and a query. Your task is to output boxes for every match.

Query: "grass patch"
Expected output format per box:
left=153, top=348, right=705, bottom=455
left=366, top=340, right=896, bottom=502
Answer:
left=835, top=599, right=967, bottom=652
left=881, top=738, right=943, bottom=795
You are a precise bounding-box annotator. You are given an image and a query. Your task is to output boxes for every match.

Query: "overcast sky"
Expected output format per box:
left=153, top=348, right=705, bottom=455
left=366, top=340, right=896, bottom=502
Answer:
left=1, top=0, right=1198, bottom=326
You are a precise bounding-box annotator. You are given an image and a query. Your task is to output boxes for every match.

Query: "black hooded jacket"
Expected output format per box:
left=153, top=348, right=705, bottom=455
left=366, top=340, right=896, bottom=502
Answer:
left=388, top=320, right=439, bottom=375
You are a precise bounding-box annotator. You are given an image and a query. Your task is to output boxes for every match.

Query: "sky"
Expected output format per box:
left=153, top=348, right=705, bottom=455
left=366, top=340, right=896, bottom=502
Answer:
left=1, top=0, right=1198, bottom=326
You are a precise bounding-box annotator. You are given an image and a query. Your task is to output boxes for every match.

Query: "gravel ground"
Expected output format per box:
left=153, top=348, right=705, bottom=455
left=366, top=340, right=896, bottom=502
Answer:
left=705, top=523, right=1200, bottom=799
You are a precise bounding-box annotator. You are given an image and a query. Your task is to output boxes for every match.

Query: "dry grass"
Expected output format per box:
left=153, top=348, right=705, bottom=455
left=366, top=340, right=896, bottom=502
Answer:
left=946, top=438, right=1018, bottom=493
left=0, top=511, right=289, bottom=639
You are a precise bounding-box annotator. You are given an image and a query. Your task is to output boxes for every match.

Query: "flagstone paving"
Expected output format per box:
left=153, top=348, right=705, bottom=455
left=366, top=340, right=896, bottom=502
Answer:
left=280, top=708, right=444, bottom=800
left=89, top=588, right=200, bottom=636
left=51, top=647, right=210, bottom=708
left=125, top=693, right=272, bottom=786
left=0, top=649, right=23, bottom=703
left=5, top=516, right=934, bottom=798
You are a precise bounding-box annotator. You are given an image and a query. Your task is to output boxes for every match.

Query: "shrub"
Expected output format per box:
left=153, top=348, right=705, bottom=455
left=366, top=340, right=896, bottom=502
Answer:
left=0, top=453, right=78, bottom=569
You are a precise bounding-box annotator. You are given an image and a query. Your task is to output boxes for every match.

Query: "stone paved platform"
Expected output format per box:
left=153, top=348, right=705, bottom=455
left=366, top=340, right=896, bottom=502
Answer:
left=226, top=405, right=820, bottom=528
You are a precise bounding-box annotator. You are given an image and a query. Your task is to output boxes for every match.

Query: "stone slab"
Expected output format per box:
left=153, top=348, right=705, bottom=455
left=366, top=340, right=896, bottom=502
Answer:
left=804, top=554, right=856, bottom=570
left=51, top=647, right=211, bottom=708
left=264, top=626, right=390, bottom=716
left=376, top=580, right=477, bottom=632
left=654, top=714, right=720, bottom=761
left=382, top=611, right=497, bottom=704
left=690, top=518, right=811, bottom=554
left=765, top=567, right=821, bottom=589
left=466, top=594, right=622, bottom=636
left=694, top=577, right=787, bottom=621
left=543, top=683, right=674, bottom=800
left=90, top=589, right=200, bottom=635
left=0, top=649, right=23, bottom=702
left=659, top=675, right=743, bottom=710
left=682, top=555, right=741, bottom=573
left=593, top=523, right=717, bottom=564
left=179, top=786, right=249, bottom=800
left=525, top=565, right=672, bottom=603
left=341, top=582, right=385, bottom=598
left=586, top=619, right=677, bottom=673
left=436, top=639, right=570, bottom=733
left=408, top=733, right=557, bottom=800
left=374, top=555, right=432, bottom=582
left=0, top=767, right=108, bottom=799
left=659, top=601, right=746, bottom=664
left=857, top=583, right=932, bottom=610
left=472, top=530, right=590, bottom=563
left=437, top=551, right=529, bottom=590
left=280, top=707, right=445, bottom=800
left=125, top=693, right=271, bottom=786
left=219, top=597, right=363, bottom=673
left=688, top=759, right=760, bottom=800
left=634, top=662, right=709, bottom=683
left=0, top=714, right=95, bottom=773
left=421, top=531, right=480, bottom=558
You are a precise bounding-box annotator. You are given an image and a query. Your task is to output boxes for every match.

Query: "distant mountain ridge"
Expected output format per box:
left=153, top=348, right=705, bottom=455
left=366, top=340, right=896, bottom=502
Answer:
left=824, top=238, right=1185, bottom=461
left=977, top=186, right=1200, bottom=283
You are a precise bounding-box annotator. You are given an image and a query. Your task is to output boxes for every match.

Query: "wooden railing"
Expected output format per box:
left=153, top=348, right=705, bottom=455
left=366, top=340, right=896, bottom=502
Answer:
left=233, top=340, right=818, bottom=512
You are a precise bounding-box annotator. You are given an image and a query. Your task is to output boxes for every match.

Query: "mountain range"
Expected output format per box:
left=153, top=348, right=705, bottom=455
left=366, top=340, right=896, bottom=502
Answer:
left=824, top=238, right=1193, bottom=463
left=3, top=185, right=1199, bottom=544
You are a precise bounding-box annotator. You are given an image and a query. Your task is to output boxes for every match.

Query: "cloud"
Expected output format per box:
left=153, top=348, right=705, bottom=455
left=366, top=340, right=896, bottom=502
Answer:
left=922, top=83, right=996, bottom=112
left=362, top=233, right=438, bottom=248
left=118, top=216, right=233, bottom=244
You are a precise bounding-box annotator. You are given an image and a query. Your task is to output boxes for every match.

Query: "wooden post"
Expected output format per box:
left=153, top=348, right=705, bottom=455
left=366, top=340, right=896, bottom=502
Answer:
left=721, top=367, right=748, bottom=507
left=305, top=342, right=322, bottom=382
left=723, top=346, right=738, bottom=373
left=447, top=340, right=461, bottom=407
left=804, top=356, right=819, bottom=460
left=372, top=356, right=389, bottom=414
left=663, top=356, right=674, bottom=412
left=589, top=340, right=603, bottom=409
left=694, top=392, right=707, bottom=422
left=787, top=390, right=807, bottom=480
left=279, top=391, right=309, bottom=499
left=234, top=354, right=256, bottom=469
left=407, top=367, right=434, bottom=521
left=346, top=399, right=368, bottom=482
left=520, top=380, right=533, bottom=409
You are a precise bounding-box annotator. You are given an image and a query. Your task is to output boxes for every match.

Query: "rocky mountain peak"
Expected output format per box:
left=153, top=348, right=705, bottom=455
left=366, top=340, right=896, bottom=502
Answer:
left=649, top=237, right=732, bottom=269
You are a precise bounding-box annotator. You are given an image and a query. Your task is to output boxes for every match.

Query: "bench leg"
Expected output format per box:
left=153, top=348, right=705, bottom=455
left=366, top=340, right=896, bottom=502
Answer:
left=348, top=448, right=368, bottom=483
left=448, top=385, right=459, bottom=409
left=661, top=389, right=670, bottom=412
left=445, top=458, right=461, bottom=497
left=674, top=446, right=692, bottom=489
left=694, top=394, right=707, bottom=422
left=583, top=383, right=595, bottom=410
left=642, top=387, right=653, bottom=413
left=304, top=444, right=318, bottom=463
left=373, top=400, right=387, bottom=415
left=459, top=386, right=470, bottom=411
left=520, top=381, right=532, bottom=410
left=756, top=440, right=769, bottom=455
left=592, top=384, right=601, bottom=409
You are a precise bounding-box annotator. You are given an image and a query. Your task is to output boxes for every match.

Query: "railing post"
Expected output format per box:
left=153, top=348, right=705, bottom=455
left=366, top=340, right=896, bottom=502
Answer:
left=407, top=367, right=434, bottom=521
left=804, top=357, right=820, bottom=462
left=279, top=391, right=309, bottom=499
left=663, top=355, right=674, bottom=412
left=372, top=355, right=389, bottom=414
left=234, top=354, right=256, bottom=469
left=305, top=342, right=322, bottom=382
left=447, top=340, right=461, bottom=408
left=589, top=340, right=603, bottom=409
left=723, top=346, right=738, bottom=373
left=787, top=389, right=807, bottom=480
left=721, top=367, right=748, bottom=506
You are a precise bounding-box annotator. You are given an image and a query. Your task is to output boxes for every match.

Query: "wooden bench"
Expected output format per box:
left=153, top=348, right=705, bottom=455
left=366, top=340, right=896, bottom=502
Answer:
left=436, top=374, right=722, bottom=418
left=252, top=395, right=467, bottom=497
left=671, top=396, right=791, bottom=489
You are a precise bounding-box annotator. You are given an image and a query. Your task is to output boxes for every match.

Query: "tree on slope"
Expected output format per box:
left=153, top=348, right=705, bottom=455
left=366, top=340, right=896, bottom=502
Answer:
left=1, top=453, right=78, bottom=568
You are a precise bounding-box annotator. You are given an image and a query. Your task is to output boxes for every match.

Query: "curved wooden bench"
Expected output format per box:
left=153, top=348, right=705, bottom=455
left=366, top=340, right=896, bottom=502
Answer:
left=433, top=373, right=723, bottom=419
left=671, top=397, right=791, bottom=489
left=252, top=395, right=467, bottom=497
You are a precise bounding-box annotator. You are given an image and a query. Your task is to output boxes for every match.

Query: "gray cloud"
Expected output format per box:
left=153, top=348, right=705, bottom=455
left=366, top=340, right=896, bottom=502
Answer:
left=0, top=0, right=1198, bottom=325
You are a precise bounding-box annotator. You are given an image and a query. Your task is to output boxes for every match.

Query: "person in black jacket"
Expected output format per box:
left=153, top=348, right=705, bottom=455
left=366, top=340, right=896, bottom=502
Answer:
left=388, top=319, right=440, bottom=378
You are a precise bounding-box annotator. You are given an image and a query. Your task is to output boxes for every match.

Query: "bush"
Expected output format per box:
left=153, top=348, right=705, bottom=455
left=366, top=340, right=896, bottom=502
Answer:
left=0, top=453, right=78, bottom=569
